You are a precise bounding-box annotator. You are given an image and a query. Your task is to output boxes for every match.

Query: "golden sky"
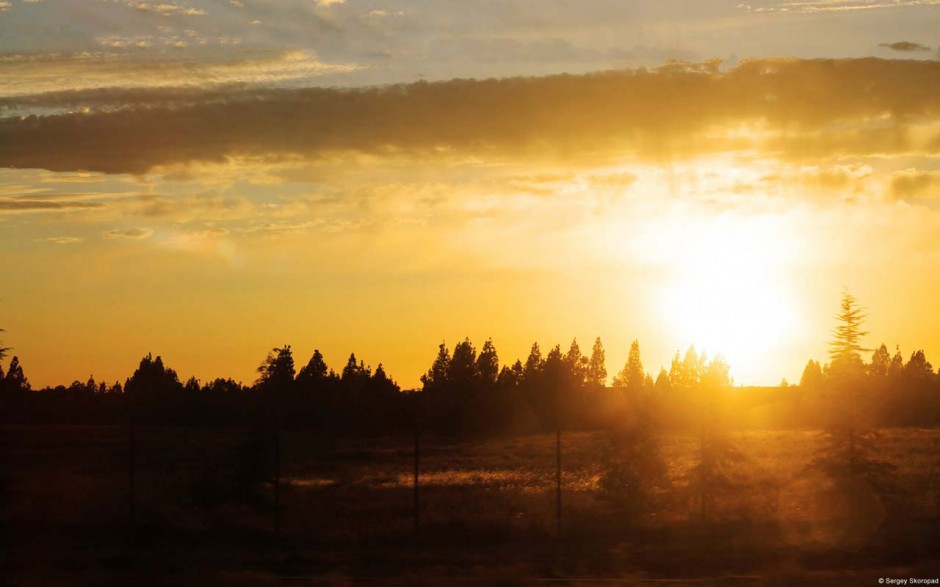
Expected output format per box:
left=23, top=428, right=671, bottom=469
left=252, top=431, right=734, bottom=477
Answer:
left=1, top=1, right=939, bottom=388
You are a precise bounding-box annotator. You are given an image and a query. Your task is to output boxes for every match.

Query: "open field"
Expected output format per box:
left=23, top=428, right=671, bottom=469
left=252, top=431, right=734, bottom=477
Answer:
left=3, top=426, right=940, bottom=585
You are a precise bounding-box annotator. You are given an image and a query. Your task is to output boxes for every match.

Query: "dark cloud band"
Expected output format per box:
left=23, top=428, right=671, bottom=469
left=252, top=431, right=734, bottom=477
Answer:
left=0, top=58, right=938, bottom=174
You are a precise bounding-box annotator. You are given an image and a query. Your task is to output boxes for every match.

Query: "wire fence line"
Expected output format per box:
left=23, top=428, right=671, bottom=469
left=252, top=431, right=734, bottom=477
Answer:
left=4, top=423, right=599, bottom=548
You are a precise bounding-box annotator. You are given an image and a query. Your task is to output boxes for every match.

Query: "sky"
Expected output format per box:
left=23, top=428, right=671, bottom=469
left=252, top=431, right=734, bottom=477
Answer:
left=0, top=0, right=939, bottom=389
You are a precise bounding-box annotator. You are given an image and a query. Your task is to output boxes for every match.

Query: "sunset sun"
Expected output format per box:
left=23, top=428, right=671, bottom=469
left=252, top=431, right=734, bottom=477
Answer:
left=659, top=254, right=800, bottom=385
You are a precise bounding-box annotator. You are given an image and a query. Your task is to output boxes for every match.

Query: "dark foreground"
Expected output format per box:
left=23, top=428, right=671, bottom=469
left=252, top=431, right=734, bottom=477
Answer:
left=3, top=426, right=940, bottom=585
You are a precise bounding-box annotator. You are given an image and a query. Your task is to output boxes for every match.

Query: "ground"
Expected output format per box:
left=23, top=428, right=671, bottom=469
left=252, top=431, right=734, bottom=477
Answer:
left=2, top=426, right=940, bottom=584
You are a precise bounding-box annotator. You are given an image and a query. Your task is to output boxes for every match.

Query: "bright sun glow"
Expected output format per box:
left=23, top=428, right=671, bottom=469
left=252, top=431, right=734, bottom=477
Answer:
left=653, top=211, right=802, bottom=385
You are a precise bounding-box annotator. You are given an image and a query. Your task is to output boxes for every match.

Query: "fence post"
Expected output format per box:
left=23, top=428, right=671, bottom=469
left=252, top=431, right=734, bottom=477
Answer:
left=556, top=426, right=562, bottom=537
left=128, top=415, right=136, bottom=548
left=413, top=427, right=420, bottom=539
left=274, top=423, right=281, bottom=541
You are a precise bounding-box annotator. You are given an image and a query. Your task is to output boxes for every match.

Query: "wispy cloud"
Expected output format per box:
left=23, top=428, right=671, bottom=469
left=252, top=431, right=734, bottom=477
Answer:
left=740, top=0, right=940, bottom=12
left=879, top=41, right=932, bottom=52
left=109, top=1, right=206, bottom=17
left=35, top=235, right=84, bottom=245
left=0, top=50, right=360, bottom=99
left=891, top=169, right=940, bottom=200
left=95, top=33, right=242, bottom=50
left=0, top=199, right=103, bottom=211
left=102, top=227, right=154, bottom=239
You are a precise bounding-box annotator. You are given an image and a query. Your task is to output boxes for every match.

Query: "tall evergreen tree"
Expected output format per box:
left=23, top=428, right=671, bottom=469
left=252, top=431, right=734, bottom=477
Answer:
left=811, top=292, right=894, bottom=499
left=421, top=342, right=451, bottom=393
left=297, top=349, right=329, bottom=386
left=368, top=363, right=400, bottom=395
left=4, top=356, right=28, bottom=392
left=497, top=359, right=524, bottom=389
left=905, top=350, right=934, bottom=380
left=702, top=355, right=731, bottom=389
left=613, top=340, right=645, bottom=395
left=564, top=339, right=588, bottom=385
left=542, top=344, right=567, bottom=427
left=683, top=346, right=705, bottom=387
left=668, top=350, right=684, bottom=387
left=448, top=338, right=479, bottom=391
left=828, top=290, right=869, bottom=375
left=888, top=346, right=905, bottom=379
left=869, top=344, right=891, bottom=378
left=257, top=346, right=296, bottom=394
left=126, top=354, right=182, bottom=399
left=184, top=376, right=200, bottom=394
left=524, top=342, right=544, bottom=381
left=256, top=345, right=296, bottom=427
left=654, top=368, right=671, bottom=393
left=800, top=359, right=824, bottom=389
left=685, top=353, right=746, bottom=523
left=125, top=353, right=184, bottom=423
left=586, top=337, right=607, bottom=389
left=476, top=338, right=499, bottom=387
left=340, top=353, right=372, bottom=392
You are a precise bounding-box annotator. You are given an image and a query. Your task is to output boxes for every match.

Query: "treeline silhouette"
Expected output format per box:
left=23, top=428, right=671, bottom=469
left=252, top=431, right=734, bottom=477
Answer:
left=1, top=332, right=940, bottom=431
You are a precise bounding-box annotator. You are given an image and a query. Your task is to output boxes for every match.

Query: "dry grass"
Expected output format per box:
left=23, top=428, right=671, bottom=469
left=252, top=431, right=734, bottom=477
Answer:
left=3, top=426, right=940, bottom=583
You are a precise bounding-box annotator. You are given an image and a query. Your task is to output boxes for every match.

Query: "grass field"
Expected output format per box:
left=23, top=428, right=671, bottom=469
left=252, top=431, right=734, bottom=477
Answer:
left=3, top=426, right=940, bottom=584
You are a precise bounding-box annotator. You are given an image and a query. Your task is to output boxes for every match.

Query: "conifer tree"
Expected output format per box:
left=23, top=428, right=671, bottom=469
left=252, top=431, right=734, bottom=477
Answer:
left=828, top=290, right=868, bottom=375
left=869, top=344, right=891, bottom=378
left=4, top=356, right=28, bottom=392
left=297, top=349, right=329, bottom=386
left=613, top=340, right=645, bottom=395
left=811, top=292, right=894, bottom=496
left=421, top=342, right=451, bottom=393
left=257, top=346, right=296, bottom=395
left=799, top=359, right=824, bottom=389
left=524, top=342, right=544, bottom=381
left=586, top=337, right=607, bottom=389
left=448, top=338, right=478, bottom=391
left=476, top=338, right=499, bottom=387
left=888, top=346, right=905, bottom=379
left=905, top=350, right=933, bottom=380
left=564, top=338, right=587, bottom=385
left=684, top=354, right=744, bottom=523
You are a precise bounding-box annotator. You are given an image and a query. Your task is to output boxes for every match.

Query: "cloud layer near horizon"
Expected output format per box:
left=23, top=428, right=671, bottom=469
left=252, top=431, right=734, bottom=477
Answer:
left=1, top=58, right=938, bottom=175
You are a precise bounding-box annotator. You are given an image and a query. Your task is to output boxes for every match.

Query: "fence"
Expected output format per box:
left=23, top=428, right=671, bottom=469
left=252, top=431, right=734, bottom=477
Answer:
left=4, top=422, right=933, bottom=581
left=3, top=424, right=586, bottom=551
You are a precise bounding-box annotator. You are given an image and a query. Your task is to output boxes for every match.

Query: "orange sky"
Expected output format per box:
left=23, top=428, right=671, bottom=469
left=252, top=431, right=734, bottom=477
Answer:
left=1, top=2, right=939, bottom=388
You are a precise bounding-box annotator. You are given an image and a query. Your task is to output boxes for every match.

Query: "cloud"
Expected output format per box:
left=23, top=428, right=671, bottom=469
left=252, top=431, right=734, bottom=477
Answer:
left=890, top=169, right=940, bottom=200
left=131, top=192, right=255, bottom=222
left=245, top=221, right=316, bottom=236
left=111, top=1, right=206, bottom=17
left=741, top=0, right=940, bottom=13
left=0, top=199, right=103, bottom=211
left=35, top=236, right=83, bottom=244
left=880, top=41, right=932, bottom=52
left=102, top=227, right=154, bottom=239
left=425, top=37, right=694, bottom=65
left=0, top=50, right=360, bottom=99
left=94, top=32, right=242, bottom=50
left=0, top=58, right=937, bottom=174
